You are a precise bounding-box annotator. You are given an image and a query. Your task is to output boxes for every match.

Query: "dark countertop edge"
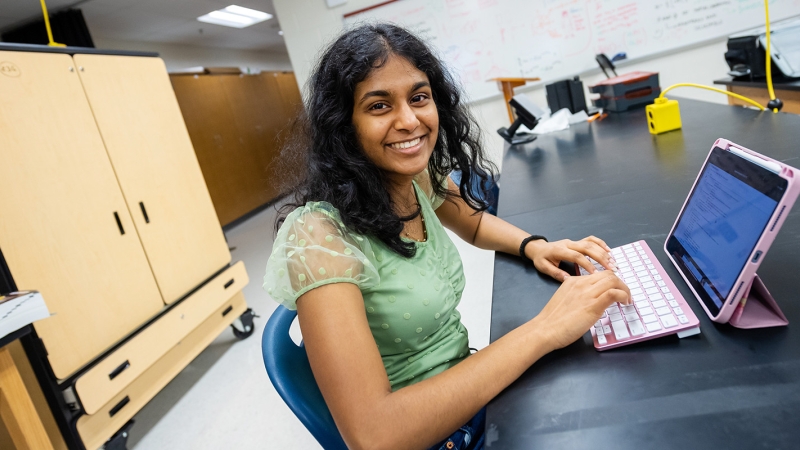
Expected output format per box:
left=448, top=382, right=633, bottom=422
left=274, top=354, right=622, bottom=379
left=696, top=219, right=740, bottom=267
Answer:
left=713, top=76, right=800, bottom=91
left=0, top=42, right=158, bottom=57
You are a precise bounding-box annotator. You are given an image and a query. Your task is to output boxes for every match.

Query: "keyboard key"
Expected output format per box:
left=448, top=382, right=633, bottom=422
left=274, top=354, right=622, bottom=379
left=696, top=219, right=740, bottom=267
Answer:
left=651, top=300, right=667, bottom=308
left=595, top=320, right=603, bottom=328
left=678, top=315, right=689, bottom=324
left=665, top=293, right=675, bottom=300
left=609, top=313, right=622, bottom=322
left=597, top=334, right=607, bottom=345
left=661, top=314, right=678, bottom=328
left=642, top=314, right=659, bottom=324
left=648, top=292, right=663, bottom=301
left=638, top=306, right=654, bottom=316
left=656, top=307, right=671, bottom=316
left=622, top=305, right=636, bottom=313
left=661, top=287, right=670, bottom=293
left=654, top=275, right=663, bottom=281
left=642, top=281, right=656, bottom=289
left=668, top=300, right=679, bottom=308
left=630, top=288, right=643, bottom=296
left=633, top=243, right=641, bottom=248
left=636, top=270, right=648, bottom=277
left=612, top=320, right=630, bottom=340
left=628, top=320, right=646, bottom=336
left=603, top=325, right=612, bottom=334
left=635, top=300, right=650, bottom=309
left=624, top=312, right=639, bottom=322
left=645, top=287, right=659, bottom=295
left=632, top=294, right=647, bottom=302
left=639, top=276, right=652, bottom=283
left=626, top=281, right=640, bottom=289
left=643, top=258, right=651, bottom=264
left=646, top=321, right=662, bottom=332
left=629, top=256, right=641, bottom=263
left=601, top=311, right=608, bottom=318
left=624, top=276, right=637, bottom=284
left=673, top=307, right=684, bottom=315
left=632, top=261, right=644, bottom=268
left=650, top=268, right=659, bottom=275
left=622, top=244, right=633, bottom=250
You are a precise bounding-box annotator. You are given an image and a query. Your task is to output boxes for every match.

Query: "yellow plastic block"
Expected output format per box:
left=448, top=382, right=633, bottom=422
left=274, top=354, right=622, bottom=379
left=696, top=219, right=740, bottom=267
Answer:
left=646, top=98, right=682, bottom=134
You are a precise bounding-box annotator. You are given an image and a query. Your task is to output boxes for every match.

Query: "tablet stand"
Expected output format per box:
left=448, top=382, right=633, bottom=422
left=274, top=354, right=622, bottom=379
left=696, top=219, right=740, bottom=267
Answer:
left=728, top=274, right=788, bottom=329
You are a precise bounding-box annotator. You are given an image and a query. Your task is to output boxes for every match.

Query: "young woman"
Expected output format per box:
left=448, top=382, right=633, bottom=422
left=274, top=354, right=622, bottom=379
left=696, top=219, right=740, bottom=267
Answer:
left=264, top=23, right=630, bottom=450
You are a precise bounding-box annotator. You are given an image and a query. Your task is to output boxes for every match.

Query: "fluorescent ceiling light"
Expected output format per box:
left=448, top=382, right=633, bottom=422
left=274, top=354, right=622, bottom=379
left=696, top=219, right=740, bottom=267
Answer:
left=197, top=5, right=272, bottom=28
left=224, top=5, right=271, bottom=20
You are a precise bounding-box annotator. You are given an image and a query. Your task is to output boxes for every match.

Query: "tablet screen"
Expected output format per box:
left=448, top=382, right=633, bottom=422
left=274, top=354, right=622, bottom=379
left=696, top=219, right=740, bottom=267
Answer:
left=666, top=147, right=786, bottom=316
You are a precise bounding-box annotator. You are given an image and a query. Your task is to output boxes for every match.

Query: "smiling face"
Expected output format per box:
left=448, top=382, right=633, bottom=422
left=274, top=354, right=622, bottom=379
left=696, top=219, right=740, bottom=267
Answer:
left=352, top=54, right=439, bottom=185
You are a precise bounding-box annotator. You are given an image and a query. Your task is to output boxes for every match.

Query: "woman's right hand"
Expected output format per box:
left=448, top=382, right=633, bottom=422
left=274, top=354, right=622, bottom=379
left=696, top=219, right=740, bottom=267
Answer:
left=534, top=270, right=631, bottom=351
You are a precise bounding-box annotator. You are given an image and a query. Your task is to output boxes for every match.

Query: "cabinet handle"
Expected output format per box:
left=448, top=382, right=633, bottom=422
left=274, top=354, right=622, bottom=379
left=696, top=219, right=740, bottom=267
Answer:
left=222, top=305, right=233, bottom=317
left=109, top=396, right=130, bottom=417
left=109, top=360, right=130, bottom=380
left=139, top=202, right=150, bottom=223
left=114, top=212, right=125, bottom=235
left=224, top=278, right=234, bottom=289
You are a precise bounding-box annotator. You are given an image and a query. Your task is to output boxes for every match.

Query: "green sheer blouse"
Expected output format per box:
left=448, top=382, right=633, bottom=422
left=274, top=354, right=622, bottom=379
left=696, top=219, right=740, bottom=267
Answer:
left=264, top=175, right=470, bottom=390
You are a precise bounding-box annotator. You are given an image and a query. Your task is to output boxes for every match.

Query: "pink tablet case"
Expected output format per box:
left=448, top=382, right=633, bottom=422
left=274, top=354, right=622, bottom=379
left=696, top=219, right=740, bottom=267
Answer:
left=728, top=274, right=788, bottom=329
left=665, top=138, right=799, bottom=326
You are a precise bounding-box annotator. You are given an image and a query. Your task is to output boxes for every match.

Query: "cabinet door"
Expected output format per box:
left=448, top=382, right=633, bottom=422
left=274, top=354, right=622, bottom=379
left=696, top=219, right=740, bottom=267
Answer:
left=73, top=55, right=231, bottom=305
left=0, top=52, right=165, bottom=379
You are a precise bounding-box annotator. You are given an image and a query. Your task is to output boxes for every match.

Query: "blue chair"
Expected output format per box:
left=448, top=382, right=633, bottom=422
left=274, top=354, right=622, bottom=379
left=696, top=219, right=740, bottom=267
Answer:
left=450, top=170, right=500, bottom=215
left=262, top=306, right=348, bottom=450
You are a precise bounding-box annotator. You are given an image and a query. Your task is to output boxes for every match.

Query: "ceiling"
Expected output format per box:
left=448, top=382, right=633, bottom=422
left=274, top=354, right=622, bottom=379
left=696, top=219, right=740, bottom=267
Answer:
left=0, top=0, right=287, bottom=53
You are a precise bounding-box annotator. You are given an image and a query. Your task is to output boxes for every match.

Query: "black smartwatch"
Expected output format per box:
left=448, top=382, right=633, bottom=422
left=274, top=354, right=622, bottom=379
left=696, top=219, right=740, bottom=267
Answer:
left=519, top=235, right=548, bottom=262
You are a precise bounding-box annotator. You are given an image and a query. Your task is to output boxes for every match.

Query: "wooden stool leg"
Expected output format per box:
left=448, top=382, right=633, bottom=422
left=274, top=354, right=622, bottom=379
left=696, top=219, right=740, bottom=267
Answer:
left=0, top=347, right=54, bottom=450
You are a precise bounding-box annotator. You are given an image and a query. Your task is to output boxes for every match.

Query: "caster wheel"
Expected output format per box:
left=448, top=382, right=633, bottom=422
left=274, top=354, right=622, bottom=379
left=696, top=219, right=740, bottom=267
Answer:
left=231, top=308, right=257, bottom=340
left=231, top=324, right=254, bottom=339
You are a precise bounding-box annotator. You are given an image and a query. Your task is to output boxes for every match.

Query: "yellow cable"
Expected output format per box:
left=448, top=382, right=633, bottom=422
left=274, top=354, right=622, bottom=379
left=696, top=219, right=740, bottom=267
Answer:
left=40, top=0, right=65, bottom=47
left=659, top=83, right=766, bottom=110
left=764, top=0, right=778, bottom=113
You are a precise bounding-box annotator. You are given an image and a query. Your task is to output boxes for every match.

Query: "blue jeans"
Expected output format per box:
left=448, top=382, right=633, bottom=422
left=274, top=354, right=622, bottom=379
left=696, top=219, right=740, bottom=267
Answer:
left=428, top=407, right=486, bottom=450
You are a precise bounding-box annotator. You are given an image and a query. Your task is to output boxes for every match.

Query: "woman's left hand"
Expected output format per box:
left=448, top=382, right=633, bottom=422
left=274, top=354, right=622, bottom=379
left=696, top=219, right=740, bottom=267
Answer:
left=524, top=236, right=616, bottom=282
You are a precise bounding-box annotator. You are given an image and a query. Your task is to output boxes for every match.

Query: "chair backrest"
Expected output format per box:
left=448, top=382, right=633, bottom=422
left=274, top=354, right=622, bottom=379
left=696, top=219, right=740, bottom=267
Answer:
left=262, top=306, right=348, bottom=450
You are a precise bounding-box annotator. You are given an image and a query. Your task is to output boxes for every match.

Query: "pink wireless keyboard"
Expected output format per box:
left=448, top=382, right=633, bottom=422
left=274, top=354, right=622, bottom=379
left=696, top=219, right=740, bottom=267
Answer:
left=579, top=240, right=701, bottom=350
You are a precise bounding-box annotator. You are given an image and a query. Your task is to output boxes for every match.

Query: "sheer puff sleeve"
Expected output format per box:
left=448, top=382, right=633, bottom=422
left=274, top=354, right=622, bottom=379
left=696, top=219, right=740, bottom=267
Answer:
left=264, top=202, right=380, bottom=310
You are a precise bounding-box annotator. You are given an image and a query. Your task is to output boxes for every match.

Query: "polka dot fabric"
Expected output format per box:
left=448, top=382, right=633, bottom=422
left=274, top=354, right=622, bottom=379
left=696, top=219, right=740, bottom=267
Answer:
left=265, top=175, right=469, bottom=391
left=264, top=202, right=379, bottom=309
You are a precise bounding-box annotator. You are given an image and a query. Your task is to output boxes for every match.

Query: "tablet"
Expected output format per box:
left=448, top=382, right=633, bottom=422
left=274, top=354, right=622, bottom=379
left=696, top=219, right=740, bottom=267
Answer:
left=664, top=139, right=800, bottom=323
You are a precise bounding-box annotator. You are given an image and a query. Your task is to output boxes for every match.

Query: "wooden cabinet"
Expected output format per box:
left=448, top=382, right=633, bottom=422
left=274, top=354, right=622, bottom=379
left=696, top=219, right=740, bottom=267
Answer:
left=74, top=55, right=231, bottom=305
left=0, top=47, right=250, bottom=450
left=0, top=51, right=165, bottom=380
left=170, top=71, right=304, bottom=227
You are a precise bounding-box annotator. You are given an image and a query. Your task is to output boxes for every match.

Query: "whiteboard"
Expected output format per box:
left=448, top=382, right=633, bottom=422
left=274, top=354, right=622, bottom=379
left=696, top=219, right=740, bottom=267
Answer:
left=344, top=0, right=800, bottom=102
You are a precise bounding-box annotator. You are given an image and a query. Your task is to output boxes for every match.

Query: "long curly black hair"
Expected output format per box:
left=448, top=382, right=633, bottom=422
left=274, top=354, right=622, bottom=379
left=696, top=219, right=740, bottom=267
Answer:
left=276, top=23, right=496, bottom=257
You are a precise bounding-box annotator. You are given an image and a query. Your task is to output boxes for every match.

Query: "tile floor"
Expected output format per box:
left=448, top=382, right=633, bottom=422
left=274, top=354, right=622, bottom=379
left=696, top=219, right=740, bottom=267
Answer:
left=128, top=203, right=495, bottom=449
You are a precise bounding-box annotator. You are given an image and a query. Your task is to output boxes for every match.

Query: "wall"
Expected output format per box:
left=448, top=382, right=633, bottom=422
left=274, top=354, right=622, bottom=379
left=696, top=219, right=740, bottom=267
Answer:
left=274, top=0, right=736, bottom=168
left=92, top=37, right=294, bottom=74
